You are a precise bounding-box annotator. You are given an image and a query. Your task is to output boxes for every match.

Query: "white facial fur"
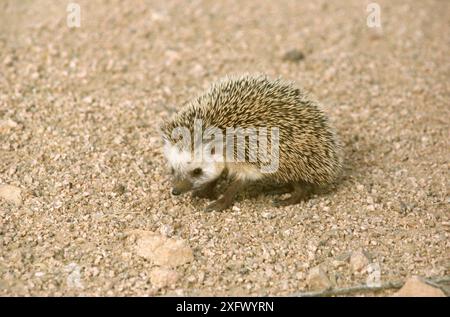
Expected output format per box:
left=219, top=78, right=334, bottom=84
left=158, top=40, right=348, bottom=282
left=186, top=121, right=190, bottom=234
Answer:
left=163, top=141, right=224, bottom=188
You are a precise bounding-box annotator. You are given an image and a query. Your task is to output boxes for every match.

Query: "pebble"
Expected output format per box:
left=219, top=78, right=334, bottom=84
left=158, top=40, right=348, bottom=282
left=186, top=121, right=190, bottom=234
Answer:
left=135, top=231, right=193, bottom=267
left=165, top=50, right=181, bottom=66
left=159, top=224, right=174, bottom=237
left=282, top=49, right=305, bottom=62
left=24, top=175, right=33, bottom=185
left=261, top=211, right=274, bottom=219
left=190, top=64, right=206, bottom=77
left=3, top=55, right=14, bottom=66
left=0, top=184, right=23, bottom=205
left=393, top=276, right=445, bottom=297
left=350, top=250, right=369, bottom=273
left=82, top=96, right=93, bottom=104
left=306, top=266, right=333, bottom=291
left=0, top=119, right=18, bottom=133
left=149, top=267, right=179, bottom=289
left=331, top=260, right=347, bottom=269
left=113, top=184, right=126, bottom=195
left=366, top=263, right=381, bottom=287
left=65, top=263, right=84, bottom=289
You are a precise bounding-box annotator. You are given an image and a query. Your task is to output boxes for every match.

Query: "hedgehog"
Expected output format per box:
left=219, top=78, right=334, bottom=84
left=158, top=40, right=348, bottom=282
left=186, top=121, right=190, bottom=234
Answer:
left=161, top=74, right=342, bottom=211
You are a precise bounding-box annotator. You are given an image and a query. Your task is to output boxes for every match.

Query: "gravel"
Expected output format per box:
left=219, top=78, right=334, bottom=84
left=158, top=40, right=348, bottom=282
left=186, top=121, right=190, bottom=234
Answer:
left=0, top=0, right=449, bottom=296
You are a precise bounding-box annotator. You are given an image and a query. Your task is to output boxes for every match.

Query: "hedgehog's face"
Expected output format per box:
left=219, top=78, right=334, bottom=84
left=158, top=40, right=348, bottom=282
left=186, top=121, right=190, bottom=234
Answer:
left=163, top=141, right=224, bottom=195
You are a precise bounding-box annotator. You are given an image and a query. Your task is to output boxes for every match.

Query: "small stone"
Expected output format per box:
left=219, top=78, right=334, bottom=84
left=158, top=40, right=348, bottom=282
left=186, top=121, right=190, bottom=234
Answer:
left=0, top=184, right=22, bottom=205
left=261, top=212, right=274, bottom=219
left=190, top=64, right=205, bottom=77
left=282, top=49, right=305, bottom=62
left=24, top=175, right=33, bottom=185
left=366, top=263, right=381, bottom=287
left=82, top=96, right=93, bottom=104
left=171, top=289, right=184, bottom=296
left=113, top=184, right=126, bottom=195
left=331, top=260, right=347, bottom=269
left=295, top=271, right=306, bottom=280
left=65, top=263, right=84, bottom=289
left=0, top=119, right=18, bottom=133
left=149, top=267, right=179, bottom=289
left=306, top=266, right=333, bottom=291
left=165, top=50, right=181, bottom=66
left=232, top=205, right=241, bottom=212
left=159, top=224, right=174, bottom=237
left=335, top=252, right=351, bottom=262
left=135, top=231, right=193, bottom=267
left=350, top=250, right=369, bottom=273
left=393, top=276, right=445, bottom=297
left=187, top=275, right=196, bottom=283
left=113, top=136, right=123, bottom=145
left=3, top=55, right=16, bottom=66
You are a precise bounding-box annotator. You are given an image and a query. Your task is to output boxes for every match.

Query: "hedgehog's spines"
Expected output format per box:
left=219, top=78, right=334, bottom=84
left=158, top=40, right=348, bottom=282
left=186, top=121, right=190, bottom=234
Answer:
left=162, top=74, right=342, bottom=186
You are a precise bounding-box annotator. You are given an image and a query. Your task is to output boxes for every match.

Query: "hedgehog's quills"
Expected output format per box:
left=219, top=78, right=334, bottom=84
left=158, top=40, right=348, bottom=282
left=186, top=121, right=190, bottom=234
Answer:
left=161, top=74, right=342, bottom=211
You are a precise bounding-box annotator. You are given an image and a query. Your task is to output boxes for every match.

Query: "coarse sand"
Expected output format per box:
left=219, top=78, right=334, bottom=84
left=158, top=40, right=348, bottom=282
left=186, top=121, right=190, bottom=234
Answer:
left=0, top=0, right=449, bottom=296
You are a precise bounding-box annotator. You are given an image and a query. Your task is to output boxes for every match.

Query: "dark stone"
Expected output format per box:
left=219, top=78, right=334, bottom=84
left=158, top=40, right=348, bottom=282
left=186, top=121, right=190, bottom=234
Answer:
left=282, top=49, right=305, bottom=62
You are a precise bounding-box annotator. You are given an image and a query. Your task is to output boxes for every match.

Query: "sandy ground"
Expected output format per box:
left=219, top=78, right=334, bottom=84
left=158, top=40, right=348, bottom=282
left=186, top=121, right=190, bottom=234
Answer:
left=0, top=0, right=449, bottom=296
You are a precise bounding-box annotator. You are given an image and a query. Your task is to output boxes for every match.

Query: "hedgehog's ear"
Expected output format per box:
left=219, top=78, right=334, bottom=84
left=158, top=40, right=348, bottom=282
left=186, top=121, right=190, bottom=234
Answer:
left=203, top=137, right=224, bottom=162
left=202, top=141, right=216, bottom=155
left=203, top=127, right=224, bottom=152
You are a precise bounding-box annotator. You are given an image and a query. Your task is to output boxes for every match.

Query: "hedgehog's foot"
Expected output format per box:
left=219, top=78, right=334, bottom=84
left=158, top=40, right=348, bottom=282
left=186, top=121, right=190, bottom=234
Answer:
left=265, top=183, right=293, bottom=196
left=193, top=179, right=218, bottom=200
left=205, top=179, right=241, bottom=212
left=204, top=199, right=231, bottom=212
left=272, top=182, right=312, bottom=207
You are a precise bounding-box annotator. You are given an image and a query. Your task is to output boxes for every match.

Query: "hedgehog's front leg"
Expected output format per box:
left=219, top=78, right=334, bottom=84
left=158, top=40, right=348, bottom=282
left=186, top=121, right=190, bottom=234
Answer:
left=205, top=179, right=242, bottom=212
left=193, top=178, right=219, bottom=200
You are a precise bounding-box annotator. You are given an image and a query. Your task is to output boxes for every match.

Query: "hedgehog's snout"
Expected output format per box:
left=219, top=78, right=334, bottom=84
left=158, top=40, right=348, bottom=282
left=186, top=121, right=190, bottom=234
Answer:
left=171, top=186, right=186, bottom=196
left=171, top=178, right=193, bottom=196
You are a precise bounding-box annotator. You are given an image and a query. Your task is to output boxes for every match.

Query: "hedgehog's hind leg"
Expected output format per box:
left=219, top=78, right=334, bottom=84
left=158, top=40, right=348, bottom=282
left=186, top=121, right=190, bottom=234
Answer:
left=272, top=181, right=313, bottom=207
left=265, top=183, right=293, bottom=196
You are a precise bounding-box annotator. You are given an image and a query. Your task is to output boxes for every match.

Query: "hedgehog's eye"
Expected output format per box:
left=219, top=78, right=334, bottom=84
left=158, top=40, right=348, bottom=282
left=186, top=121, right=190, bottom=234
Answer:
left=170, top=167, right=175, bottom=175
left=192, top=168, right=202, bottom=177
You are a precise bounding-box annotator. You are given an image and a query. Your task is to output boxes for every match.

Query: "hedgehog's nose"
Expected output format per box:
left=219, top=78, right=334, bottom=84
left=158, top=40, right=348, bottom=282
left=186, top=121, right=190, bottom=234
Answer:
left=171, top=188, right=181, bottom=196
